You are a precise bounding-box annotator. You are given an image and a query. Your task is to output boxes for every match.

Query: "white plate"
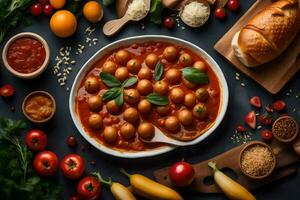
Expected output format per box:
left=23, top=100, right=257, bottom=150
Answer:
left=69, top=35, right=229, bottom=158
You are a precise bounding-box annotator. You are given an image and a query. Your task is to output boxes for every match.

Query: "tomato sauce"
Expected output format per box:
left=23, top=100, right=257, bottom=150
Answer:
left=75, top=42, right=222, bottom=152
left=7, top=37, right=46, bottom=73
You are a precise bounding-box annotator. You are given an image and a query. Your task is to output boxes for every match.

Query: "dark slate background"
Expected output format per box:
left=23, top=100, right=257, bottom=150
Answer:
left=0, top=0, right=300, bottom=199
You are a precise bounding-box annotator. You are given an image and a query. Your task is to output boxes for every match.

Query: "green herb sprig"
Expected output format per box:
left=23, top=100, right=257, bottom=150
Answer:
left=146, top=93, right=169, bottom=106
left=154, top=61, right=164, bottom=81
left=181, top=67, right=209, bottom=85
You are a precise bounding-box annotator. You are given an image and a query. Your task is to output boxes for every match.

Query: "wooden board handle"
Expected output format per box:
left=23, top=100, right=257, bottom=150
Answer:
left=103, top=15, right=131, bottom=37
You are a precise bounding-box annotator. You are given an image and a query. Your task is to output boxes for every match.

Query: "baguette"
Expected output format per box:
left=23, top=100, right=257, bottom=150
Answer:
left=232, top=0, right=300, bottom=67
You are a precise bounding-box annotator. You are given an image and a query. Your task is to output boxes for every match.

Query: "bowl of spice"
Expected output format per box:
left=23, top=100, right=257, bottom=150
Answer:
left=272, top=116, right=299, bottom=143
left=239, top=141, right=276, bottom=179
left=22, top=91, right=56, bottom=123
left=2, top=32, right=50, bottom=79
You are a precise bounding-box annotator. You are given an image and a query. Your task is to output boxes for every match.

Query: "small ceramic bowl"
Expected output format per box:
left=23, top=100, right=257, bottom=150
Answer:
left=22, top=91, right=56, bottom=123
left=239, top=141, right=276, bottom=179
left=2, top=32, right=50, bottom=79
left=272, top=116, right=299, bottom=143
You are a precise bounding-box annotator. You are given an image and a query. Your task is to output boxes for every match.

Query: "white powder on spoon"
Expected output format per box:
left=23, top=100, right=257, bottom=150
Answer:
left=126, top=0, right=150, bottom=20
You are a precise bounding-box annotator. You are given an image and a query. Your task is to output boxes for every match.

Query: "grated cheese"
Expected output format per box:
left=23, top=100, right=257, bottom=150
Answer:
left=126, top=0, right=150, bottom=20
left=180, top=1, right=210, bottom=27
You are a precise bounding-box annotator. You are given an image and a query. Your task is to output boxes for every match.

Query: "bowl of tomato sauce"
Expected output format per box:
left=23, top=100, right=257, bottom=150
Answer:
left=2, top=32, right=50, bottom=79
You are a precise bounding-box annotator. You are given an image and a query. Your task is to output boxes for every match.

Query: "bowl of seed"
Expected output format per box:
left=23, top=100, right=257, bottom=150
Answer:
left=272, top=116, right=299, bottom=143
left=239, top=141, right=276, bottom=179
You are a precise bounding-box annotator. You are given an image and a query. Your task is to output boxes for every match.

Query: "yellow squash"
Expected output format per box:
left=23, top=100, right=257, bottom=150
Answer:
left=208, top=161, right=256, bottom=200
left=121, top=169, right=183, bottom=200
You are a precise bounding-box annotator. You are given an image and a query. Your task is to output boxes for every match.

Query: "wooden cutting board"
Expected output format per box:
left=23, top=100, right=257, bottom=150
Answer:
left=214, top=0, right=300, bottom=94
left=153, top=140, right=300, bottom=193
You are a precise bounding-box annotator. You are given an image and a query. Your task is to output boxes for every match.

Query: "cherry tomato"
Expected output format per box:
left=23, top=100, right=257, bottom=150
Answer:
left=43, top=4, right=53, bottom=16
left=164, top=16, right=175, bottom=29
left=0, top=84, right=15, bottom=97
left=258, top=113, right=273, bottom=125
left=261, top=130, right=273, bottom=141
left=33, top=151, right=59, bottom=176
left=25, top=129, right=47, bottom=151
left=77, top=176, right=101, bottom=200
left=61, top=154, right=85, bottom=180
left=235, top=125, right=246, bottom=133
left=67, top=136, right=77, bottom=147
left=272, top=100, right=286, bottom=112
left=214, top=7, right=226, bottom=19
left=30, top=3, right=43, bottom=16
left=169, top=161, right=195, bottom=187
left=227, top=0, right=239, bottom=11
left=69, top=196, right=79, bottom=200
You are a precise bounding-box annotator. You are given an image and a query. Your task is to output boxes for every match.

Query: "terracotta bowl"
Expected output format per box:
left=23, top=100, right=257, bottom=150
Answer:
left=22, top=91, right=56, bottom=123
left=2, top=32, right=50, bottom=79
left=272, top=116, right=299, bottom=143
left=239, top=141, right=276, bottom=179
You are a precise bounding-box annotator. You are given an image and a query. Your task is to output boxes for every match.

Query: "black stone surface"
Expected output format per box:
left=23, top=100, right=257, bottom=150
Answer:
left=0, top=0, right=299, bottom=199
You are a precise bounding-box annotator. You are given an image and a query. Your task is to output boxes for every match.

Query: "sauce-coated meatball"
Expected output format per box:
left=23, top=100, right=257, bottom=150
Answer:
left=85, top=77, right=100, bottom=94
left=163, top=46, right=178, bottom=62
left=166, top=68, right=181, bottom=84
left=138, top=99, right=152, bottom=114
left=179, top=53, right=193, bottom=66
left=170, top=88, right=185, bottom=104
left=196, top=88, right=209, bottom=102
left=165, top=116, right=180, bottom=132
left=138, top=67, right=152, bottom=80
left=178, top=109, right=193, bottom=126
left=153, top=81, right=169, bottom=95
left=193, top=103, right=208, bottom=120
left=184, top=93, right=197, bottom=107
left=115, top=50, right=130, bottom=65
left=120, top=123, right=136, bottom=140
left=156, top=105, right=171, bottom=116
left=102, top=61, right=117, bottom=74
left=103, top=126, right=118, bottom=143
left=137, top=79, right=153, bottom=96
left=193, top=61, right=207, bottom=72
left=137, top=122, right=155, bottom=139
left=88, top=95, right=102, bottom=111
left=124, top=89, right=140, bottom=104
left=106, top=100, right=121, bottom=114
left=115, top=67, right=129, bottom=82
left=126, top=59, right=141, bottom=74
left=88, top=114, right=103, bottom=130
left=124, top=107, right=139, bottom=123
left=145, top=53, right=159, bottom=69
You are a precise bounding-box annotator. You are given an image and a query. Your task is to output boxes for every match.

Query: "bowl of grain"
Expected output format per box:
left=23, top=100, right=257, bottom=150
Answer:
left=272, top=116, right=299, bottom=143
left=239, top=141, right=276, bottom=179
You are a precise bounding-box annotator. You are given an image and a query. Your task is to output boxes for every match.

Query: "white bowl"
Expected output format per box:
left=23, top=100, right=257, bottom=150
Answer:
left=69, top=35, right=229, bottom=158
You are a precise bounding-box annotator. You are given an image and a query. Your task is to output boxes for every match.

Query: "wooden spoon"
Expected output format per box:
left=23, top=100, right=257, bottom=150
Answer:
left=103, top=0, right=150, bottom=37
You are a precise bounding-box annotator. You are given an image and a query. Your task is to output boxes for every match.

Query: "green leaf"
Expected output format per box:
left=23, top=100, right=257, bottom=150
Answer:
left=100, top=72, right=121, bottom=88
left=103, top=0, right=115, bottom=6
left=102, top=87, right=121, bottom=101
left=150, top=0, right=163, bottom=24
left=181, top=67, right=209, bottom=84
left=154, top=61, right=164, bottom=81
left=115, top=91, right=124, bottom=106
left=146, top=93, right=169, bottom=106
left=122, top=77, right=138, bottom=88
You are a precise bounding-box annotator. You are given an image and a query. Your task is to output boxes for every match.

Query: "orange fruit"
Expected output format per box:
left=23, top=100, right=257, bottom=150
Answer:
left=50, top=10, right=77, bottom=38
left=83, top=1, right=103, bottom=23
left=49, top=0, right=66, bottom=9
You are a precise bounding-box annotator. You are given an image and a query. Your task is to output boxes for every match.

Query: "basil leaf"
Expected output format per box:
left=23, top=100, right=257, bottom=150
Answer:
left=154, top=61, right=164, bottom=81
left=146, top=93, right=169, bottom=106
left=102, top=87, right=121, bottom=101
left=115, top=91, right=124, bottom=106
left=122, top=77, right=138, bottom=88
left=100, top=72, right=121, bottom=87
left=150, top=0, right=163, bottom=24
left=181, top=67, right=209, bottom=84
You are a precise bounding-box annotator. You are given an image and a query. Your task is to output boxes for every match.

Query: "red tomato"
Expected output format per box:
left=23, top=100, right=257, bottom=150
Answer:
left=227, top=0, right=239, bottom=11
left=244, top=111, right=256, bottom=129
left=214, top=8, right=226, bottom=19
left=77, top=176, right=101, bottom=200
left=67, top=136, right=77, bottom=147
left=169, top=161, right=195, bottom=187
left=164, top=16, right=175, bottom=29
left=30, top=3, right=43, bottom=16
left=261, top=130, right=273, bottom=141
left=69, top=196, right=79, bottom=200
left=61, top=154, right=85, bottom=179
left=259, top=113, right=273, bottom=125
left=235, top=125, right=246, bottom=133
left=0, top=84, right=15, bottom=97
left=272, top=100, right=286, bottom=112
left=34, top=151, right=59, bottom=176
left=249, top=96, right=261, bottom=108
left=43, top=4, right=53, bottom=16
left=25, top=129, right=47, bottom=151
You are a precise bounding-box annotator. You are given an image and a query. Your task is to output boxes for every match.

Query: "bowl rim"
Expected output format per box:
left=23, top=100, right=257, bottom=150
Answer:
left=239, top=141, right=276, bottom=179
left=69, top=35, right=229, bottom=158
left=272, top=116, right=299, bottom=143
left=22, top=90, right=56, bottom=123
left=2, top=32, right=50, bottom=79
